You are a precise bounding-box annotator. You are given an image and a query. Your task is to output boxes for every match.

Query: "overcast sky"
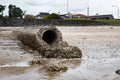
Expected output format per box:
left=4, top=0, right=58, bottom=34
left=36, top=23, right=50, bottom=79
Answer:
left=1, top=0, right=120, bottom=18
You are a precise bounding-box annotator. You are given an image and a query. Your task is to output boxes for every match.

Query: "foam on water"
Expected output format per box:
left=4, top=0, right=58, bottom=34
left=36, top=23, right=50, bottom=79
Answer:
left=0, top=62, right=30, bottom=68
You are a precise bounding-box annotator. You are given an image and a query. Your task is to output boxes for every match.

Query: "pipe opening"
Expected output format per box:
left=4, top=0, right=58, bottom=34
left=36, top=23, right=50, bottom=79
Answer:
left=42, top=30, right=57, bottom=44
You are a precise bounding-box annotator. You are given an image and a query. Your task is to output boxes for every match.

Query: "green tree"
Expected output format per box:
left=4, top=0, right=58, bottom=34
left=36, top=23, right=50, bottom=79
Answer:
left=8, top=4, right=24, bottom=18
left=44, top=13, right=62, bottom=19
left=0, top=5, right=6, bottom=18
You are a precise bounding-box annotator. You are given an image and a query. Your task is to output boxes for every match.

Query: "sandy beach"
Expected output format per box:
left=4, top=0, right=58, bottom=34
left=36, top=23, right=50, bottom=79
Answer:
left=0, top=26, right=120, bottom=80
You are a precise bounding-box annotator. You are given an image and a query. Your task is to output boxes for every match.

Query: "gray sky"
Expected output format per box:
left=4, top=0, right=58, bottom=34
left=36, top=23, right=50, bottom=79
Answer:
left=1, top=0, right=120, bottom=18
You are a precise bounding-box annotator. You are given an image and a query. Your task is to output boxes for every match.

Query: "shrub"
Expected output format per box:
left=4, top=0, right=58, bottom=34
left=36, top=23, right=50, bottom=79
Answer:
left=24, top=14, right=36, bottom=19
left=43, top=13, right=62, bottom=19
left=98, top=19, right=120, bottom=24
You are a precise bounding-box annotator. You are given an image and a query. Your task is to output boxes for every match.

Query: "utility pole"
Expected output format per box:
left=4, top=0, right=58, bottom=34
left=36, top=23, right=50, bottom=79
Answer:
left=87, top=6, right=89, bottom=16
left=67, top=0, right=69, bottom=14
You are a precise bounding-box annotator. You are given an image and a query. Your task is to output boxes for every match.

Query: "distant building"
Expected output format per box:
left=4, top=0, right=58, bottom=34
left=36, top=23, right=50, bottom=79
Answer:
left=60, top=13, right=89, bottom=19
left=60, top=14, right=69, bottom=19
left=90, top=14, right=114, bottom=20
left=36, top=12, right=49, bottom=19
left=72, top=14, right=89, bottom=18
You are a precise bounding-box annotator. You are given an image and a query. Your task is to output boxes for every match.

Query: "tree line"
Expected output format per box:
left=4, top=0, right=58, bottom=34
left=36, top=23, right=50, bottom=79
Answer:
left=0, top=4, right=62, bottom=19
left=0, top=4, right=24, bottom=18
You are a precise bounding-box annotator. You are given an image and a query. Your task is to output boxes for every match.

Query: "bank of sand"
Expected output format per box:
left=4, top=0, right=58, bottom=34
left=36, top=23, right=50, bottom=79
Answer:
left=0, top=26, right=120, bottom=80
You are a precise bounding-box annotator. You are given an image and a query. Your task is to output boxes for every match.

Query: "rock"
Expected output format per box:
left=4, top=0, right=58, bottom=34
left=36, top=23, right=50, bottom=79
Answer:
left=44, top=62, right=68, bottom=72
left=29, top=60, right=41, bottom=65
left=61, top=46, right=82, bottom=58
left=116, top=69, right=120, bottom=75
left=29, top=56, right=42, bottom=65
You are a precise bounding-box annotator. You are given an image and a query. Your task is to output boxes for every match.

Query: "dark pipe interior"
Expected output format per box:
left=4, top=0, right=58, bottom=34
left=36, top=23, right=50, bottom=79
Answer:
left=42, top=30, right=57, bottom=44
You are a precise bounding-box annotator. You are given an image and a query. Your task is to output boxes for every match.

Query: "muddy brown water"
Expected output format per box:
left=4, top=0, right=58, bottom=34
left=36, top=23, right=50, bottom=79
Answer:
left=0, top=26, right=120, bottom=80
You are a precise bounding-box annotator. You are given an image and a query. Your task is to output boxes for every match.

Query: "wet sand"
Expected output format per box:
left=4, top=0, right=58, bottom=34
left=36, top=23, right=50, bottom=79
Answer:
left=0, top=26, right=120, bottom=80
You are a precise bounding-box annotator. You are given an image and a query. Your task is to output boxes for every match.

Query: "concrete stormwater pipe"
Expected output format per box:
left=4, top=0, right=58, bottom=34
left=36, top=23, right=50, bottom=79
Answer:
left=15, top=26, right=82, bottom=58
left=42, top=30, right=57, bottom=44
left=36, top=27, right=62, bottom=47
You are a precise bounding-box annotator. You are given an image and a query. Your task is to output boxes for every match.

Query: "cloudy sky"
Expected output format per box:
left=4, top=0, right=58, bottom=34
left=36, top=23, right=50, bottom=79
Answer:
left=1, top=0, right=120, bottom=18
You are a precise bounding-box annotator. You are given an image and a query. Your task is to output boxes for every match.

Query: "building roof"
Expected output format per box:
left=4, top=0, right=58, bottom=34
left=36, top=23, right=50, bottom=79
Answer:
left=60, top=14, right=69, bottom=18
left=73, top=14, right=89, bottom=18
left=90, top=14, right=114, bottom=19
left=36, top=12, right=49, bottom=17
